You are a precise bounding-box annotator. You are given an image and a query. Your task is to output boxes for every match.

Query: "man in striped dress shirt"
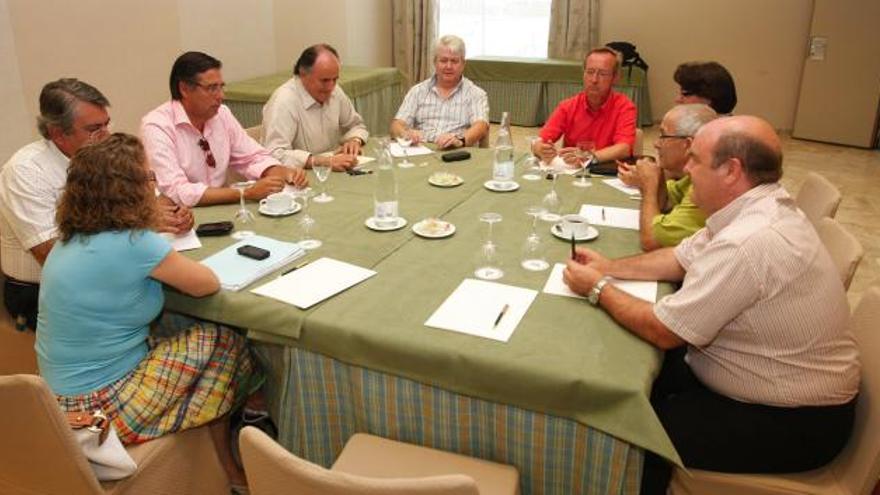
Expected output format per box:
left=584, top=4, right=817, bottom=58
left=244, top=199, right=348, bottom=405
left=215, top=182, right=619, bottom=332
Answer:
left=563, top=115, right=859, bottom=494
left=390, top=35, right=489, bottom=150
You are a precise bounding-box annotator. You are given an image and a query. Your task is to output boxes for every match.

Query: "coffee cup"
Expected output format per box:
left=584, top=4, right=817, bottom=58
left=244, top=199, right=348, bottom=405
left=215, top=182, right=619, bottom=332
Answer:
left=559, top=214, right=590, bottom=238
left=260, top=192, right=293, bottom=213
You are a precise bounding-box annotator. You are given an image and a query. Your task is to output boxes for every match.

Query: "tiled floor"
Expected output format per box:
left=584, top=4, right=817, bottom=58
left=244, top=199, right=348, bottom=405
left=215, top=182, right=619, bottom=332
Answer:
left=502, top=124, right=880, bottom=309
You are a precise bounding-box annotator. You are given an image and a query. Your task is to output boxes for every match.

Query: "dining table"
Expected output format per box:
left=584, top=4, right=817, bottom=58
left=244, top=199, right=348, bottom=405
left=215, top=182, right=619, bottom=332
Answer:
left=165, top=142, right=679, bottom=495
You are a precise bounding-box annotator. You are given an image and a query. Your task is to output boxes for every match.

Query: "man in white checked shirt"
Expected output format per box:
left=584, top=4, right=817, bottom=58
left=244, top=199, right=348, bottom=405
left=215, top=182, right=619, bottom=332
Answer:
left=563, top=115, right=859, bottom=495
left=390, top=35, right=489, bottom=149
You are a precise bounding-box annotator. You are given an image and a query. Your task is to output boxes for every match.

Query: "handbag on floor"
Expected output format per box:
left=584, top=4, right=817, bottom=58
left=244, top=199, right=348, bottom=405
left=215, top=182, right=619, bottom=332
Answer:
left=67, top=409, right=137, bottom=480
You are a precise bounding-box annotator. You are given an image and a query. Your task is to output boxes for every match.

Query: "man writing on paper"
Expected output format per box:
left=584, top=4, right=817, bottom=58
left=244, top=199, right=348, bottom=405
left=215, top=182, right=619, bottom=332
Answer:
left=142, top=51, right=308, bottom=207
left=563, top=116, right=859, bottom=494
left=617, top=104, right=717, bottom=251
left=533, top=47, right=636, bottom=165
left=0, top=78, right=193, bottom=331
left=390, top=35, right=489, bottom=149
left=262, top=43, right=369, bottom=172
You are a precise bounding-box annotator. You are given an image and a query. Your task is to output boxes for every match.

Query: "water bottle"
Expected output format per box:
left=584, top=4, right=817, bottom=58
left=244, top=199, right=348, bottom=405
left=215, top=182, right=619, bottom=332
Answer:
left=373, top=142, right=399, bottom=227
left=492, top=111, right=514, bottom=182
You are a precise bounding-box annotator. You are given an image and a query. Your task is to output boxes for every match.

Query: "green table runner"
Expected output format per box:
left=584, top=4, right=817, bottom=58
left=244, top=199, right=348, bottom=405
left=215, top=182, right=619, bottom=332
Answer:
left=166, top=144, right=679, bottom=465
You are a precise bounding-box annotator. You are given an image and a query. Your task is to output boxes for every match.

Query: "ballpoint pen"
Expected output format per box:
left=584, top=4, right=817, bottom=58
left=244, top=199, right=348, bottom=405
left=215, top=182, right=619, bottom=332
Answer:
left=493, top=304, right=509, bottom=328
left=602, top=207, right=606, bottom=222
left=280, top=259, right=310, bottom=276
left=570, top=233, right=576, bottom=260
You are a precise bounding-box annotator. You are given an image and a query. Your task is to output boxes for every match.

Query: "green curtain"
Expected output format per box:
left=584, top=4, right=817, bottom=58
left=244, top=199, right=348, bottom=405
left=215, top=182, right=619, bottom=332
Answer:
left=548, top=0, right=600, bottom=61
left=391, top=0, right=438, bottom=86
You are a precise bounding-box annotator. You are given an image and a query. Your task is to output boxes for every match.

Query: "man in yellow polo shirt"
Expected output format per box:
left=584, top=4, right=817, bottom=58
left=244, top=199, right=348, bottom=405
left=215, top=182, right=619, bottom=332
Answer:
left=618, top=104, right=717, bottom=251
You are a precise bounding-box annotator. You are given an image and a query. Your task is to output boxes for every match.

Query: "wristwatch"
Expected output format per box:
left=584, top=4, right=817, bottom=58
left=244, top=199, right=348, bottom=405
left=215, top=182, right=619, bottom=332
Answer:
left=587, top=276, right=611, bottom=306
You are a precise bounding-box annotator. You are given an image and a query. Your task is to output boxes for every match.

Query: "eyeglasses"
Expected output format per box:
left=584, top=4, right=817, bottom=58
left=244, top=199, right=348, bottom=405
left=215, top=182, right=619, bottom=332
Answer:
left=198, top=138, right=216, bottom=168
left=192, top=81, right=226, bottom=94
left=81, top=120, right=112, bottom=140
left=658, top=133, right=692, bottom=141
left=584, top=68, right=614, bottom=78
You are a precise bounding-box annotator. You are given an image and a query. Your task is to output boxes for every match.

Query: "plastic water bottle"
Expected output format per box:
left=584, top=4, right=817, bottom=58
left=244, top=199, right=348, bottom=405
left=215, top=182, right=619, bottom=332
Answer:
left=373, top=143, right=399, bottom=227
left=492, top=111, right=514, bottom=182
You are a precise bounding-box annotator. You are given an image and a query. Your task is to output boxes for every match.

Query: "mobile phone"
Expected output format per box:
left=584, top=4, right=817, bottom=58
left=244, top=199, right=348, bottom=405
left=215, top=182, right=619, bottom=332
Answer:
left=237, top=245, right=270, bottom=260
left=441, top=150, right=471, bottom=162
left=195, top=221, right=233, bottom=237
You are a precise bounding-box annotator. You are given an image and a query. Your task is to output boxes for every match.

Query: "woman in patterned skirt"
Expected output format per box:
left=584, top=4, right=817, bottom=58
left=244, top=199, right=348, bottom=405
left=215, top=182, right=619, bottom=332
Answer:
left=35, top=132, right=263, bottom=489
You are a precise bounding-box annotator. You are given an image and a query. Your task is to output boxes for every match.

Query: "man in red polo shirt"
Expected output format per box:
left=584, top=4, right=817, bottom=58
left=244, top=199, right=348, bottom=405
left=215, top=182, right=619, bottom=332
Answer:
left=533, top=47, right=636, bottom=164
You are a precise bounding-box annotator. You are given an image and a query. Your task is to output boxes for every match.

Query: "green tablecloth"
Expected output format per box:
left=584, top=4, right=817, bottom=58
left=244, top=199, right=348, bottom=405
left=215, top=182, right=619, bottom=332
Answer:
left=464, top=56, right=653, bottom=127
left=167, top=144, right=679, bottom=472
left=223, top=66, right=405, bottom=133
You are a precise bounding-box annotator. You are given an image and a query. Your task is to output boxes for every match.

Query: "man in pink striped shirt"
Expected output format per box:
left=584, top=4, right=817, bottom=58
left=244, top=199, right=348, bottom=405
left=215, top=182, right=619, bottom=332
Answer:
left=564, top=116, right=859, bottom=494
left=142, top=51, right=307, bottom=207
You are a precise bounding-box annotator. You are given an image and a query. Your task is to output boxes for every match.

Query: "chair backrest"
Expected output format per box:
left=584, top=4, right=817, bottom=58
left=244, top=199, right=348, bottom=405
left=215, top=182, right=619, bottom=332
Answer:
left=634, top=127, right=643, bottom=156
left=240, top=427, right=479, bottom=495
left=0, top=374, right=103, bottom=495
left=830, top=286, right=880, bottom=495
left=796, top=172, right=841, bottom=226
left=245, top=125, right=263, bottom=142
left=816, top=218, right=865, bottom=291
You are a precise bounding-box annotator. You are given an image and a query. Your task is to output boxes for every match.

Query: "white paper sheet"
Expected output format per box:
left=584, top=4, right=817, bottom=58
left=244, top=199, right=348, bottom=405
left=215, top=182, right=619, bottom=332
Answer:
left=388, top=142, right=433, bottom=158
left=161, top=229, right=202, bottom=251
left=317, top=152, right=375, bottom=166
left=579, top=204, right=640, bottom=230
left=424, top=279, right=538, bottom=342
left=251, top=257, right=376, bottom=309
left=542, top=263, right=658, bottom=303
left=540, top=155, right=579, bottom=175
left=603, top=178, right=641, bottom=197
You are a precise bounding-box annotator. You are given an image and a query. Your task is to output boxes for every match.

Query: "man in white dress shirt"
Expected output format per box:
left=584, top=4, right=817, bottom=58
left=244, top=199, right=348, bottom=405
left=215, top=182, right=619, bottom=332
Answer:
left=0, top=79, right=192, bottom=331
left=563, top=115, right=859, bottom=494
left=261, top=44, right=369, bottom=172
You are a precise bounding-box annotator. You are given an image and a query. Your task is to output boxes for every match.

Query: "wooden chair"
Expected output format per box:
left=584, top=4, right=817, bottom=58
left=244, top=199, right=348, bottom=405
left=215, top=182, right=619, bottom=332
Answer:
left=816, top=217, right=865, bottom=291
left=240, top=427, right=520, bottom=495
left=669, top=285, right=880, bottom=495
left=0, top=374, right=229, bottom=495
left=796, top=172, right=842, bottom=226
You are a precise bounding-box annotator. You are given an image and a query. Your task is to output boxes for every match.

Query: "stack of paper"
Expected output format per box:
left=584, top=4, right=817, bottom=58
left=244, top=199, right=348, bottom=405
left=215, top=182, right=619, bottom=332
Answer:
left=200, top=235, right=304, bottom=291
left=540, top=156, right=579, bottom=175
left=542, top=263, right=658, bottom=303
left=579, top=204, right=640, bottom=230
left=388, top=142, right=433, bottom=158
left=252, top=257, right=376, bottom=309
left=603, top=178, right=641, bottom=197
left=160, top=229, right=202, bottom=252
left=424, top=279, right=538, bottom=342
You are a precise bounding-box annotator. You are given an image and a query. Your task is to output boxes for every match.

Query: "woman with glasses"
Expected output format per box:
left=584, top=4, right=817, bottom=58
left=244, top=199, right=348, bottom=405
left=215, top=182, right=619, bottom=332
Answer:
left=35, top=133, right=261, bottom=489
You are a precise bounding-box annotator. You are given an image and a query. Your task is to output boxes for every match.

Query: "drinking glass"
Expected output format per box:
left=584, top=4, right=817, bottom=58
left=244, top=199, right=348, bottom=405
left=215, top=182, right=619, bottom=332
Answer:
left=540, top=164, right=562, bottom=222
left=230, top=181, right=255, bottom=240
left=396, top=134, right=414, bottom=169
left=312, top=162, right=334, bottom=203
left=521, top=206, right=550, bottom=271
left=292, top=188, right=321, bottom=249
left=573, top=140, right=595, bottom=188
left=474, top=212, right=504, bottom=280
left=521, top=135, right=542, bottom=181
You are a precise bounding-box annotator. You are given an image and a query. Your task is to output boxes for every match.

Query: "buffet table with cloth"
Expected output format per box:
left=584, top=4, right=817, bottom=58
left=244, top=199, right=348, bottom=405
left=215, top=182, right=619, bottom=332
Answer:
left=463, top=56, right=653, bottom=128
left=223, top=66, right=405, bottom=134
left=165, top=144, right=679, bottom=494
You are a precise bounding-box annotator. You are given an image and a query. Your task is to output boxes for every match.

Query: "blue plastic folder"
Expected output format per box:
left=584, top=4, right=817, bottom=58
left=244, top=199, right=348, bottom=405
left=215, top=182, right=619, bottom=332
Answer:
left=200, top=235, right=305, bottom=291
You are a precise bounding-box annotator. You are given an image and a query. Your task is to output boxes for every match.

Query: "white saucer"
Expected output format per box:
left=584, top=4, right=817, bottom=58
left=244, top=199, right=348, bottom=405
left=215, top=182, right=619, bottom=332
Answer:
left=412, top=219, right=456, bottom=238
left=551, top=223, right=599, bottom=241
left=483, top=180, right=520, bottom=192
left=428, top=173, right=464, bottom=187
left=365, top=216, right=407, bottom=231
left=258, top=203, right=301, bottom=217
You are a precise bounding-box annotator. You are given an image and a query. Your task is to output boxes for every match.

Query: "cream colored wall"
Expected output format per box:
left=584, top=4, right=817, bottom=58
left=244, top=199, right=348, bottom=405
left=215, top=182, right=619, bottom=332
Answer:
left=0, top=0, right=392, bottom=160
left=600, top=0, right=814, bottom=130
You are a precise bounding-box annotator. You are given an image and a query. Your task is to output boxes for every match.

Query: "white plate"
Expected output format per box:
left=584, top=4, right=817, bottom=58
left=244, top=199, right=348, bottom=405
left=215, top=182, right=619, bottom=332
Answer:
left=428, top=173, right=464, bottom=187
left=483, top=180, right=520, bottom=192
left=551, top=223, right=599, bottom=241
left=258, top=202, right=302, bottom=217
left=365, top=216, right=408, bottom=231
left=412, top=219, right=456, bottom=238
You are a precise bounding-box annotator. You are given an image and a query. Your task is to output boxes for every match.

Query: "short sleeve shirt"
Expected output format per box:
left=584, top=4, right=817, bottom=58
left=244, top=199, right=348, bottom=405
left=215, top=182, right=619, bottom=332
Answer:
left=394, top=76, right=489, bottom=142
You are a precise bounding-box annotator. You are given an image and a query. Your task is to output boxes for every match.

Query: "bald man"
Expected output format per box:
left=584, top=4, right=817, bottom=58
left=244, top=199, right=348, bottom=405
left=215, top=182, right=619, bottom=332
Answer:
left=563, top=116, right=859, bottom=494
left=262, top=43, right=369, bottom=172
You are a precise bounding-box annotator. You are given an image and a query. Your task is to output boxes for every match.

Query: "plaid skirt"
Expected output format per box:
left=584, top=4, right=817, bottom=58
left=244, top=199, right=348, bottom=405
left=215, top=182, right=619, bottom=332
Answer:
left=56, top=312, right=265, bottom=445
